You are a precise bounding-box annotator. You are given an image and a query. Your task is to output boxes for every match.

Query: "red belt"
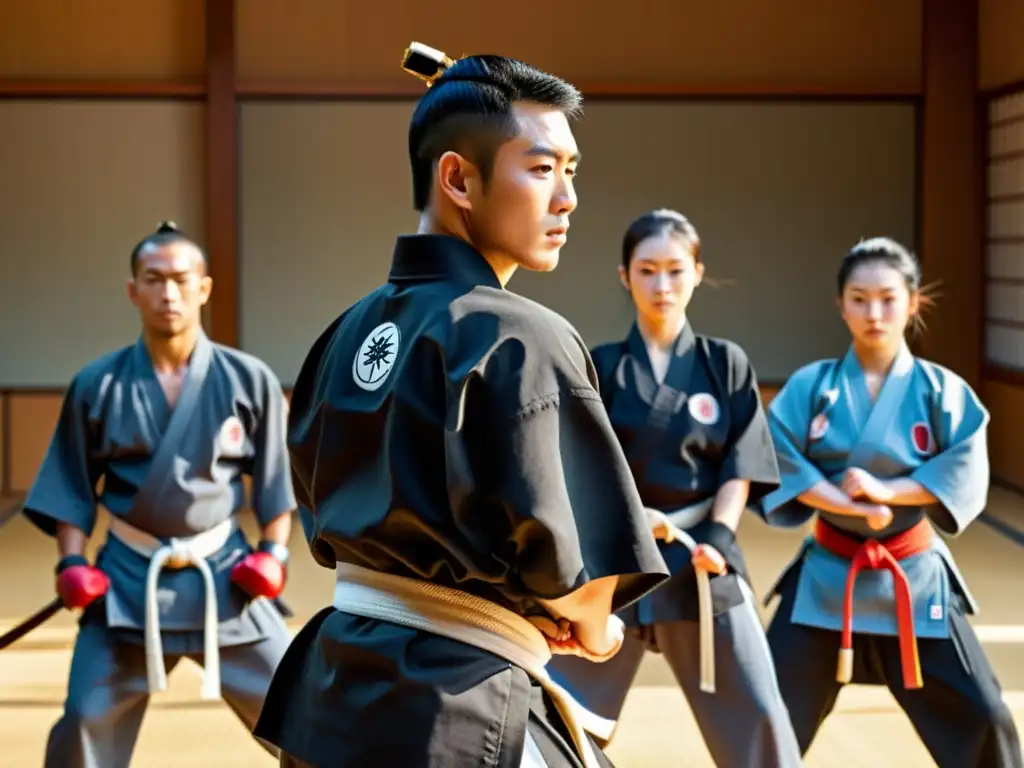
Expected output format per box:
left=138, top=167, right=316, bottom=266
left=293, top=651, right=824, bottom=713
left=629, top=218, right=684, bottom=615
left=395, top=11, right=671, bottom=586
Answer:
left=813, top=517, right=934, bottom=690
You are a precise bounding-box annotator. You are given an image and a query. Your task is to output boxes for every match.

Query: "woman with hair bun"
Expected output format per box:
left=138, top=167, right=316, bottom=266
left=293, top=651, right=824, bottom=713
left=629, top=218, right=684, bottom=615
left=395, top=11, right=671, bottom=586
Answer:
left=759, top=237, right=1022, bottom=766
left=548, top=208, right=802, bottom=768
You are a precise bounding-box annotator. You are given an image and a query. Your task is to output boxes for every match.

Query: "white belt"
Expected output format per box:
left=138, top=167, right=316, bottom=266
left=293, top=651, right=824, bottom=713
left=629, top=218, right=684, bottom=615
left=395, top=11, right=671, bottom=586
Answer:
left=659, top=498, right=716, bottom=694
left=108, top=516, right=237, bottom=700
left=332, top=563, right=616, bottom=768
left=665, top=497, right=713, bottom=530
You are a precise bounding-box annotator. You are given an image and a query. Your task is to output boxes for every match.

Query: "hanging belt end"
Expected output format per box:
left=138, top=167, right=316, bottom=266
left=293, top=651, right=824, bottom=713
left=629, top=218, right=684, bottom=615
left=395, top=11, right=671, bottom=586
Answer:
left=836, top=647, right=854, bottom=684
left=694, top=568, right=716, bottom=695
left=146, top=662, right=169, bottom=695
left=901, top=643, right=924, bottom=690
left=200, top=675, right=222, bottom=700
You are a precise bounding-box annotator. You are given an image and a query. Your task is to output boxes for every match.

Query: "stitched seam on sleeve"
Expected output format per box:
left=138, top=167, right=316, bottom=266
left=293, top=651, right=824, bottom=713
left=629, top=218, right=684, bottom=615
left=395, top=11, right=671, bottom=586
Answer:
left=512, top=387, right=602, bottom=422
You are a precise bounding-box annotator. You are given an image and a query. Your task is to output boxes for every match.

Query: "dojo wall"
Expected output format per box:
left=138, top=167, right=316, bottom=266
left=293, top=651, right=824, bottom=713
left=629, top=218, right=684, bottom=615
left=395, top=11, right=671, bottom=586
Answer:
left=0, top=0, right=990, bottom=495
left=979, top=0, right=1024, bottom=489
left=235, top=0, right=921, bottom=92
left=0, top=102, right=206, bottom=387
left=239, top=100, right=917, bottom=386
left=0, top=0, right=208, bottom=494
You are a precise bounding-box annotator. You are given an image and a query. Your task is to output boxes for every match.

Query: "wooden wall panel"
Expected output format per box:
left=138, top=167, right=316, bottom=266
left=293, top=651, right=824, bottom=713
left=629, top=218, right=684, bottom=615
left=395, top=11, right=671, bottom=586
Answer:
left=0, top=0, right=205, bottom=80
left=0, top=395, right=5, bottom=494
left=917, top=1, right=983, bottom=388
left=982, top=380, right=1024, bottom=488
left=237, top=0, right=921, bottom=93
left=8, top=393, right=62, bottom=492
left=979, top=0, right=1024, bottom=91
left=204, top=0, right=239, bottom=347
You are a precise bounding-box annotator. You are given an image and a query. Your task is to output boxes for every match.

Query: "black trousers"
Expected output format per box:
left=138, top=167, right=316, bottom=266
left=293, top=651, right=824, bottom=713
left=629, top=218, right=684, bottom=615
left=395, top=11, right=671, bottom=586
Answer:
left=261, top=609, right=614, bottom=768
left=766, top=563, right=1023, bottom=768
left=277, top=681, right=615, bottom=768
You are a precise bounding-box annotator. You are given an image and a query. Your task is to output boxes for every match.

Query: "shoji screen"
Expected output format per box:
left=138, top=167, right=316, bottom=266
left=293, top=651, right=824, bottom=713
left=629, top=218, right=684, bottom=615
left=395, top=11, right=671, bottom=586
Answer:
left=986, top=90, right=1024, bottom=372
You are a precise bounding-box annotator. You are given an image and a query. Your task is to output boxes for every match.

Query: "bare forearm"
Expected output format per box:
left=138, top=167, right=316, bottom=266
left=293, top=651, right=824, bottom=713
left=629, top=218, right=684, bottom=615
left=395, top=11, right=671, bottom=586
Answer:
left=879, top=478, right=938, bottom=506
left=537, top=575, right=618, bottom=625
left=537, top=575, right=620, bottom=654
left=711, top=479, right=749, bottom=532
left=801, top=473, right=894, bottom=532
left=797, top=480, right=860, bottom=516
left=56, top=523, right=87, bottom=558
left=260, top=510, right=293, bottom=547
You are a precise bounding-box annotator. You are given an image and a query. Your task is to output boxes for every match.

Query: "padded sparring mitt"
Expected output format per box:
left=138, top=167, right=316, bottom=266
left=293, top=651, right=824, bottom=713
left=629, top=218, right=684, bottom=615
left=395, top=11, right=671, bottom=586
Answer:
left=231, top=541, right=289, bottom=600
left=55, top=555, right=110, bottom=610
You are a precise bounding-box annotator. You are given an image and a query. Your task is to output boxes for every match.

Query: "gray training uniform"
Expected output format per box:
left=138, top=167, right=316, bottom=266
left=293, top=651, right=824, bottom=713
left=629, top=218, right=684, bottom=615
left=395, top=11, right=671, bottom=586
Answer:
left=22, top=331, right=298, bottom=768
left=546, top=323, right=803, bottom=768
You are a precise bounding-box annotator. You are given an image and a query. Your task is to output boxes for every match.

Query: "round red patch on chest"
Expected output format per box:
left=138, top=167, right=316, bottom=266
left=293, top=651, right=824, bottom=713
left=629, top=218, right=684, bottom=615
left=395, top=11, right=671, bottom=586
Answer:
left=688, top=393, right=720, bottom=425
left=911, top=422, right=934, bottom=456
left=219, top=416, right=245, bottom=453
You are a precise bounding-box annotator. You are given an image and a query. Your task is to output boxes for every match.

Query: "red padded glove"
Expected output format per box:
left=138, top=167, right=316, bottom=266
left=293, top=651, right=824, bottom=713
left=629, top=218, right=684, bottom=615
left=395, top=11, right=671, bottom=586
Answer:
left=56, top=558, right=110, bottom=610
left=231, top=550, right=287, bottom=600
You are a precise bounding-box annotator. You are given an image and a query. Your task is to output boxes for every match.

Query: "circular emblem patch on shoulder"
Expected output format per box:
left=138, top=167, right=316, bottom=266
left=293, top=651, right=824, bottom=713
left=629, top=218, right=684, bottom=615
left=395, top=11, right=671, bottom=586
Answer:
left=688, top=393, right=720, bottom=425
left=809, top=413, right=829, bottom=441
left=352, top=322, right=401, bottom=392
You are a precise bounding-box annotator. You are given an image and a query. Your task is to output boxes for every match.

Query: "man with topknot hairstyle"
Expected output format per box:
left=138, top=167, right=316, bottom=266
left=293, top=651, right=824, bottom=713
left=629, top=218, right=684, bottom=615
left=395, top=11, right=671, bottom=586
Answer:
left=252, top=42, right=670, bottom=768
